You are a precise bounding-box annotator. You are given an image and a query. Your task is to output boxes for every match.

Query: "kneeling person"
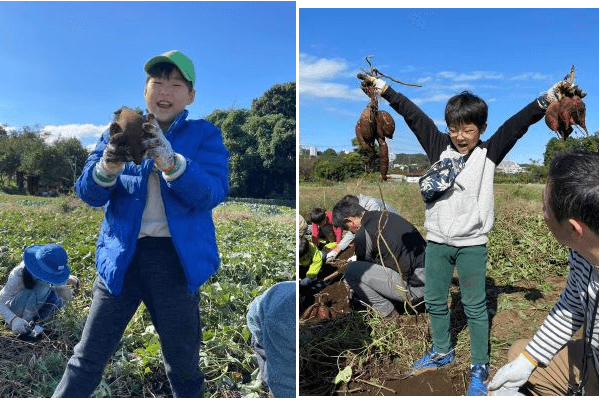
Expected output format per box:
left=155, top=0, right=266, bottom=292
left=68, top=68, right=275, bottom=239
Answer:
left=332, top=199, right=426, bottom=319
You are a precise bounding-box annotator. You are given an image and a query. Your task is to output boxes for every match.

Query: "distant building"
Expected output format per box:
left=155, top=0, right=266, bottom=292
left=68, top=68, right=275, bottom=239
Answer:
left=309, top=146, right=317, bottom=157
left=497, top=160, right=523, bottom=174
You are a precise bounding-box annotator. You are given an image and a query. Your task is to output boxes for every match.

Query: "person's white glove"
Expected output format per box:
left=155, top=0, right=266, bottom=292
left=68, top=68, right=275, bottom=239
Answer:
left=141, top=114, right=176, bottom=171
left=489, top=388, right=525, bottom=396
left=358, top=74, right=389, bottom=96
left=94, top=124, right=130, bottom=185
left=537, top=80, right=575, bottom=109
left=11, top=316, right=30, bottom=335
left=488, top=353, right=536, bottom=394
left=67, top=275, right=80, bottom=289
left=326, top=251, right=338, bottom=262
left=55, top=286, right=74, bottom=303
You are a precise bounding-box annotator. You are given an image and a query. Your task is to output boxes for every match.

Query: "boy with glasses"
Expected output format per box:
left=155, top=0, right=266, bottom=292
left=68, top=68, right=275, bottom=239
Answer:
left=359, top=74, right=575, bottom=395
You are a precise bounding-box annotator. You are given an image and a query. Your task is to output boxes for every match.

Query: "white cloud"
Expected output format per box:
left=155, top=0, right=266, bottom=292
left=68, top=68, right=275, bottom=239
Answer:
left=299, top=54, right=349, bottom=80
left=509, top=72, right=551, bottom=81
left=41, top=123, right=108, bottom=145
left=412, top=93, right=453, bottom=105
left=437, top=71, right=504, bottom=81
left=323, top=106, right=359, bottom=118
left=299, top=54, right=363, bottom=101
left=300, top=81, right=363, bottom=100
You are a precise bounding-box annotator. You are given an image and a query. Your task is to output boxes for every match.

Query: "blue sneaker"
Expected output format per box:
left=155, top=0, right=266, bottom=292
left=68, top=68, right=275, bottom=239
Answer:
left=411, top=345, right=455, bottom=372
left=467, top=363, right=489, bottom=396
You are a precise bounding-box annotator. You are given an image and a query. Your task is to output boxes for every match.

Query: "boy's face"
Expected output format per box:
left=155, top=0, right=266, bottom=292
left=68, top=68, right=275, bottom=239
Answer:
left=448, top=123, right=485, bottom=154
left=344, top=216, right=361, bottom=233
left=144, top=68, right=195, bottom=129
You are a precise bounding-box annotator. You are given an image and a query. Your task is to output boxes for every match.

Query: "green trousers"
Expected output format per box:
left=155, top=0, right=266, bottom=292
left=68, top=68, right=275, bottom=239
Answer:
left=425, top=241, right=489, bottom=365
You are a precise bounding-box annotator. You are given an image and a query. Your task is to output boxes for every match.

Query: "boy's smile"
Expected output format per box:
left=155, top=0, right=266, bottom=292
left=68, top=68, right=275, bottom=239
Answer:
left=144, top=68, right=195, bottom=130
left=448, top=123, right=485, bottom=154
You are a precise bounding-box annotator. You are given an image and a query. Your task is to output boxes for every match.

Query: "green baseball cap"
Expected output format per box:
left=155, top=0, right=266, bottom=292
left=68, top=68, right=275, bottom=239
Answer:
left=144, top=50, right=195, bottom=87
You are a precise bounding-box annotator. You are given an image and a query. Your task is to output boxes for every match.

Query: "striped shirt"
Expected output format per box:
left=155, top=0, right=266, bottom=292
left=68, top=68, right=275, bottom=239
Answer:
left=526, top=249, right=599, bottom=371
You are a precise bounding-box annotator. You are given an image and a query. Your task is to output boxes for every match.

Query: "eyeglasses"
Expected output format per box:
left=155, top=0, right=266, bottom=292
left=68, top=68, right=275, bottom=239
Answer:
left=447, top=127, right=479, bottom=138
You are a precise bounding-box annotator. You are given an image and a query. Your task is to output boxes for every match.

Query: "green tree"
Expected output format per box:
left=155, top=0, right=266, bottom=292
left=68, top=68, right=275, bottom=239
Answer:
left=340, top=151, right=367, bottom=178
left=251, top=82, right=295, bottom=119
left=52, top=137, right=90, bottom=188
left=205, top=82, right=295, bottom=199
left=0, top=127, right=88, bottom=190
left=543, top=132, right=599, bottom=165
left=0, top=136, right=21, bottom=184
left=208, top=109, right=260, bottom=197
left=314, top=157, right=345, bottom=181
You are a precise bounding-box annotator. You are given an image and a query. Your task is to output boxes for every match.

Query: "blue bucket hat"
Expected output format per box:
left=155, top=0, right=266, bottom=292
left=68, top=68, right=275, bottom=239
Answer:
left=23, top=244, right=70, bottom=285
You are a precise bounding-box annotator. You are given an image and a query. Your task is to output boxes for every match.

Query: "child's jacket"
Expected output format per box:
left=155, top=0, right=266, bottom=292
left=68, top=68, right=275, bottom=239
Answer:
left=383, top=89, right=544, bottom=247
left=299, top=241, right=322, bottom=279
left=76, top=110, right=229, bottom=296
left=311, top=210, right=342, bottom=246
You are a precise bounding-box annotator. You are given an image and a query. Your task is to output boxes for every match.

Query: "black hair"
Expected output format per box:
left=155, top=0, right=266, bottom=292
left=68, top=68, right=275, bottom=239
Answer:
left=309, top=208, right=326, bottom=224
left=332, top=199, right=366, bottom=230
left=445, top=91, right=488, bottom=129
left=548, top=151, right=599, bottom=236
left=146, top=62, right=193, bottom=92
left=299, top=236, right=309, bottom=257
left=341, top=194, right=359, bottom=205
left=22, top=266, right=36, bottom=290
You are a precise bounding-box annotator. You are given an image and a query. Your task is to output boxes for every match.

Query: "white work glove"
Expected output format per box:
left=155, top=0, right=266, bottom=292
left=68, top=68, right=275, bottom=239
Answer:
left=141, top=114, right=176, bottom=171
left=326, top=251, right=338, bottom=262
left=489, top=388, right=525, bottom=396
left=11, top=316, right=30, bottom=335
left=67, top=275, right=80, bottom=289
left=488, top=353, right=536, bottom=394
left=537, top=80, right=575, bottom=110
left=55, top=286, right=74, bottom=303
left=358, top=74, right=389, bottom=96
left=95, top=117, right=147, bottom=184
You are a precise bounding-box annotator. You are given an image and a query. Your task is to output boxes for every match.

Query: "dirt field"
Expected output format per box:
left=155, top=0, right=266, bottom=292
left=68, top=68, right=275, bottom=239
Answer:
left=299, top=239, right=563, bottom=396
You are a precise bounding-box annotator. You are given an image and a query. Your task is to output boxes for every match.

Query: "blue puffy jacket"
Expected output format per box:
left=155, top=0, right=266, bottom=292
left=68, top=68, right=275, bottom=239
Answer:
left=76, top=110, right=229, bottom=296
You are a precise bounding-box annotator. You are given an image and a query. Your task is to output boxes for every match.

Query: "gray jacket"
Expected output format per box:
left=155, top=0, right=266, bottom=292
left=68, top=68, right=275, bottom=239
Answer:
left=383, top=88, right=545, bottom=246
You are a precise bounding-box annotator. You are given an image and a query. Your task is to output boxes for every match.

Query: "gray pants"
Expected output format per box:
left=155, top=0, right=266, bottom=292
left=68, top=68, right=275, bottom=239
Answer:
left=52, top=237, right=203, bottom=398
left=345, top=261, right=424, bottom=316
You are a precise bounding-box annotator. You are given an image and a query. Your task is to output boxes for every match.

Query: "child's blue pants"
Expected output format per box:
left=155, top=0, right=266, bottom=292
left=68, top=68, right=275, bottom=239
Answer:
left=52, top=237, right=203, bottom=397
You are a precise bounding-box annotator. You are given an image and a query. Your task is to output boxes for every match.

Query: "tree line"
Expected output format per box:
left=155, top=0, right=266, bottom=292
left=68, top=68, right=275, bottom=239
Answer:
left=0, top=82, right=296, bottom=200
left=300, top=132, right=598, bottom=183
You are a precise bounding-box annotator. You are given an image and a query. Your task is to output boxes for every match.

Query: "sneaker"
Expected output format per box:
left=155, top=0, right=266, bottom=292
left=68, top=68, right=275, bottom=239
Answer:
left=466, top=363, right=489, bottom=396
left=411, top=345, right=455, bottom=372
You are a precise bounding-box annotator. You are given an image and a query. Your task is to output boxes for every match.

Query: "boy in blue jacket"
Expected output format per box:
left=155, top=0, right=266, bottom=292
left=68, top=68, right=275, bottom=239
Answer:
left=53, top=50, right=229, bottom=397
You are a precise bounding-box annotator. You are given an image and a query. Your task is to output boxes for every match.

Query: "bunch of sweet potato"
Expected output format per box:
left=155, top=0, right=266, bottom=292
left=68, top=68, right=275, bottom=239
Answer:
left=544, top=76, right=588, bottom=140
left=300, top=293, right=346, bottom=323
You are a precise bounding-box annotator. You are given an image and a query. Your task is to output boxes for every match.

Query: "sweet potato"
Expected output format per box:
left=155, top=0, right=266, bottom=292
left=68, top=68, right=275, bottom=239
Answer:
left=110, top=107, right=147, bottom=165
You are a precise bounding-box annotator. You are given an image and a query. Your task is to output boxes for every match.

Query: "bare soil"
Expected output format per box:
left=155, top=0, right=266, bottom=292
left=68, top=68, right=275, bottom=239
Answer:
left=299, top=243, right=562, bottom=396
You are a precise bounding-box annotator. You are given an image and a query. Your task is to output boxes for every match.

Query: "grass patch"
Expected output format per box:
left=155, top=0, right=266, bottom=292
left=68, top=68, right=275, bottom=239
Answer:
left=299, top=181, right=570, bottom=394
left=0, top=192, right=294, bottom=397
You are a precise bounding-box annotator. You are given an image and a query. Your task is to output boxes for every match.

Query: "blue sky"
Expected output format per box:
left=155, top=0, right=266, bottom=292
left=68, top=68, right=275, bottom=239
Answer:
left=299, top=8, right=599, bottom=164
left=0, top=1, right=295, bottom=149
